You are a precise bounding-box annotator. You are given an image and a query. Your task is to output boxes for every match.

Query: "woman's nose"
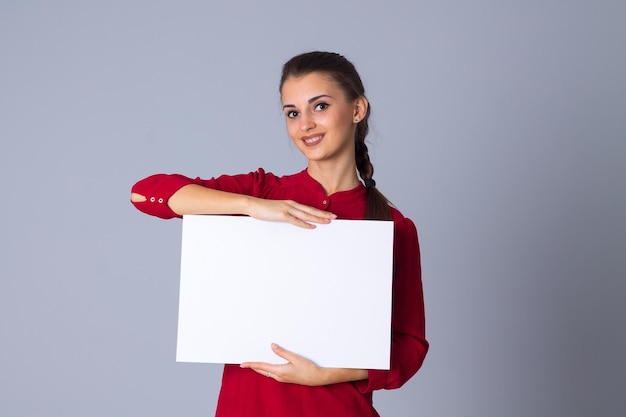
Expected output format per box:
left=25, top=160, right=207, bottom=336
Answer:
left=299, top=112, right=315, bottom=131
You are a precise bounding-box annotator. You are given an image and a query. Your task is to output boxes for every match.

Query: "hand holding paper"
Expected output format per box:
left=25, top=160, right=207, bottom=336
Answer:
left=245, top=198, right=338, bottom=229
left=240, top=343, right=369, bottom=386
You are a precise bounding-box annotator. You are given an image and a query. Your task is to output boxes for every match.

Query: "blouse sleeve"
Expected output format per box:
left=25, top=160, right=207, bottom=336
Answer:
left=354, top=216, right=428, bottom=393
left=130, top=168, right=269, bottom=219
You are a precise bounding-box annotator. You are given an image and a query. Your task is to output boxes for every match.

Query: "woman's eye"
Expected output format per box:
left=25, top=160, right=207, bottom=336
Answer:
left=314, top=102, right=329, bottom=111
left=286, top=110, right=298, bottom=118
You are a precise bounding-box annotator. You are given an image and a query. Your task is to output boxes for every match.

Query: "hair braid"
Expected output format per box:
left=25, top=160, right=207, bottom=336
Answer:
left=354, top=117, right=392, bottom=220
left=355, top=121, right=372, bottom=180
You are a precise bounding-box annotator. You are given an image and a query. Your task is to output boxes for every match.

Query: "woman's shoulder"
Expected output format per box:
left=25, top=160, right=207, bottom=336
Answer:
left=240, top=167, right=306, bottom=182
left=390, top=205, right=413, bottom=223
left=220, top=168, right=311, bottom=198
left=248, top=168, right=314, bottom=189
left=389, top=206, right=419, bottom=238
left=215, top=167, right=294, bottom=186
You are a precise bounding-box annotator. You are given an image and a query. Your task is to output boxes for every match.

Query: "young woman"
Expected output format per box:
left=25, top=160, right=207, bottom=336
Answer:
left=131, top=51, right=428, bottom=417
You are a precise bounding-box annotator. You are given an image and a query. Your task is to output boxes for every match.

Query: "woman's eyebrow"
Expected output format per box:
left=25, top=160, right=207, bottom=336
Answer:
left=308, top=94, right=333, bottom=103
left=282, top=94, right=333, bottom=109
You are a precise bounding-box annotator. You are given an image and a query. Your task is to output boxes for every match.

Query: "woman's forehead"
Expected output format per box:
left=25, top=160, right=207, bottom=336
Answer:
left=281, top=73, right=344, bottom=101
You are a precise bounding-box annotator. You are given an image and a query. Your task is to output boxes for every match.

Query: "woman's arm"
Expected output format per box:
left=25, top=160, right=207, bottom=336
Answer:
left=354, top=216, right=428, bottom=393
left=171, top=185, right=336, bottom=228
left=131, top=175, right=336, bottom=228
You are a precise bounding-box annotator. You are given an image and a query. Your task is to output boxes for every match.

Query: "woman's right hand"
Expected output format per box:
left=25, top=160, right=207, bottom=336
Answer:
left=246, top=198, right=337, bottom=229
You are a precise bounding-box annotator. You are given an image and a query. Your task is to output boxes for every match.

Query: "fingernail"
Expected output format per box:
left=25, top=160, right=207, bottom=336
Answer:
left=271, top=343, right=278, bottom=349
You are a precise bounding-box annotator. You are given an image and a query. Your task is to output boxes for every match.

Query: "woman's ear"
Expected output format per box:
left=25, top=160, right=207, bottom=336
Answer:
left=353, top=96, right=369, bottom=123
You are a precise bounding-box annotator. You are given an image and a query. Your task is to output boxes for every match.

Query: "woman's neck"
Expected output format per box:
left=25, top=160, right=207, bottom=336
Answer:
left=307, top=161, right=361, bottom=195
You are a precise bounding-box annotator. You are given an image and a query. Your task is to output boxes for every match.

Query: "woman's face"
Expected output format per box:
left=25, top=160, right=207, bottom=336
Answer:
left=281, top=72, right=365, bottom=166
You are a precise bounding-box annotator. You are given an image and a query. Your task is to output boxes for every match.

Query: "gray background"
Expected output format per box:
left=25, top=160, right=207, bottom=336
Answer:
left=1, top=1, right=625, bottom=416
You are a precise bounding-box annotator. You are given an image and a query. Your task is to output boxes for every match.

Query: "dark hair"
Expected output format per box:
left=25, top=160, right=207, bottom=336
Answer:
left=280, top=51, right=392, bottom=220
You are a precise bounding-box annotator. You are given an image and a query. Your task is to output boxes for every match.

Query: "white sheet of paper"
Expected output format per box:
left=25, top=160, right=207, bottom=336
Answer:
left=176, top=215, right=394, bottom=369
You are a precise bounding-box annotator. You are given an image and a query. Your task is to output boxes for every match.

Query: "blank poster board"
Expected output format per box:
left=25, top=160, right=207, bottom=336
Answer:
left=176, top=215, right=394, bottom=369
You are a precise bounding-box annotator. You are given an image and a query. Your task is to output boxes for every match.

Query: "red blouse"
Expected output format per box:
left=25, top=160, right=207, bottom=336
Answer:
left=131, top=168, right=428, bottom=417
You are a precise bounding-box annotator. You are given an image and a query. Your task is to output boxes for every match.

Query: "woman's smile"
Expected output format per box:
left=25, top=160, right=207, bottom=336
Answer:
left=301, top=133, right=324, bottom=146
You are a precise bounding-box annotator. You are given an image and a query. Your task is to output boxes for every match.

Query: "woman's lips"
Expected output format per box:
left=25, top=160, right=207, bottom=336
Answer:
left=301, top=133, right=324, bottom=147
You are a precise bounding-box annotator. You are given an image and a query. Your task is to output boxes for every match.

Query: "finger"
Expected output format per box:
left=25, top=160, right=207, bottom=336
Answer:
left=240, top=362, right=269, bottom=373
left=270, top=343, right=300, bottom=364
left=287, top=207, right=335, bottom=226
left=239, top=361, right=267, bottom=369
left=240, top=363, right=279, bottom=379
left=286, top=201, right=337, bottom=221
left=297, top=208, right=337, bottom=222
left=284, top=215, right=317, bottom=229
left=296, top=205, right=337, bottom=220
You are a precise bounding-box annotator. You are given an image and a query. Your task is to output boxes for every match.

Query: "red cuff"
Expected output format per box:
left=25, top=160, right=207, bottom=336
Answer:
left=131, top=174, right=195, bottom=219
left=354, top=369, right=387, bottom=394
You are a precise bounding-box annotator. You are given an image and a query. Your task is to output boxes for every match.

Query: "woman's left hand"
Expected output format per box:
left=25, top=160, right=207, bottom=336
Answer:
left=239, top=343, right=368, bottom=386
